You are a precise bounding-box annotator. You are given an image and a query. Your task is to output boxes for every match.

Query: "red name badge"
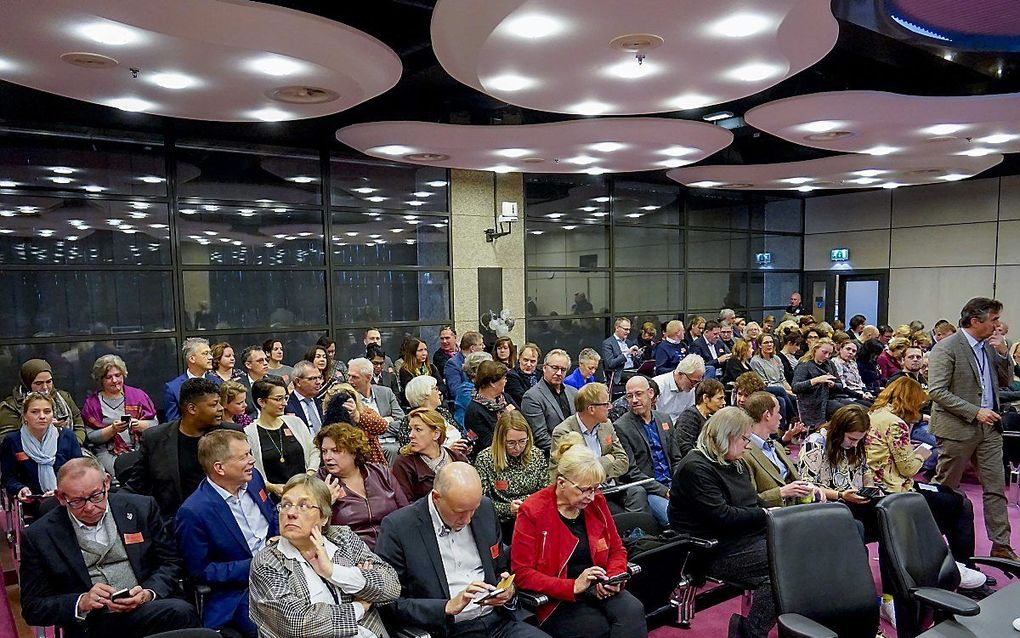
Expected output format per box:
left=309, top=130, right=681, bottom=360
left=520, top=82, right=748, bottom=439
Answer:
left=123, top=532, right=144, bottom=545
left=283, top=428, right=293, bottom=437
left=14, top=452, right=28, bottom=462
left=336, top=487, right=347, bottom=499
left=595, top=538, right=608, bottom=552
left=494, top=480, right=509, bottom=491
left=661, top=422, right=670, bottom=431
left=259, top=489, right=268, bottom=502
left=490, top=543, right=500, bottom=559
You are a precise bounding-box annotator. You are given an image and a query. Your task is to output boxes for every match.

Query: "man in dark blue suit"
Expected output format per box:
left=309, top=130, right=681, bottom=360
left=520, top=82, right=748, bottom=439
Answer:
left=689, top=320, right=732, bottom=378
left=175, top=429, right=277, bottom=638
left=164, top=337, right=221, bottom=422
left=601, top=317, right=641, bottom=395
left=284, top=360, right=324, bottom=434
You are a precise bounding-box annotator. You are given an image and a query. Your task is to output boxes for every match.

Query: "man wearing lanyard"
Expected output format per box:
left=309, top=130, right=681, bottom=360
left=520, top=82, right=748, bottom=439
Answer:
left=929, top=298, right=1015, bottom=560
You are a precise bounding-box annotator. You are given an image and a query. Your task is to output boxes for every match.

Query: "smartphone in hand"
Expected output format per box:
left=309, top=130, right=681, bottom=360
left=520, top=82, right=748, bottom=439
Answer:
left=110, top=587, right=132, bottom=601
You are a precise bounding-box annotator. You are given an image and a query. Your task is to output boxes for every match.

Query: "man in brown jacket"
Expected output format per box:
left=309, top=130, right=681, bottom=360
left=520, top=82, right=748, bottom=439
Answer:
left=741, top=392, right=819, bottom=507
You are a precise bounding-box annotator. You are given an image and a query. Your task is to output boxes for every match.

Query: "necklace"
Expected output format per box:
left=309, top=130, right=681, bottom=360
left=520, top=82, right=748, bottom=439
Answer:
left=99, top=393, right=126, bottom=412
left=261, top=422, right=286, bottom=463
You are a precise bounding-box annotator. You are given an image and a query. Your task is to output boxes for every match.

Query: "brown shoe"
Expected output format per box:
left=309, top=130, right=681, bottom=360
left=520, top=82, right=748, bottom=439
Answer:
left=990, top=544, right=1020, bottom=561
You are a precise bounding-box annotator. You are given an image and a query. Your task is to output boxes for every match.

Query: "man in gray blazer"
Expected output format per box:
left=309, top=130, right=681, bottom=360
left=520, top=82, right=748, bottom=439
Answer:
left=613, top=375, right=675, bottom=527
left=520, top=349, right=576, bottom=453
left=929, top=297, right=1015, bottom=560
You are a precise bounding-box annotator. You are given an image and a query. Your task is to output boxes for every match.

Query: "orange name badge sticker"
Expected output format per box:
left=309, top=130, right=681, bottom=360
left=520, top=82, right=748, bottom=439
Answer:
left=123, top=532, right=145, bottom=545
left=490, top=543, right=500, bottom=559
left=336, top=487, right=347, bottom=499
left=494, top=480, right=509, bottom=491
left=661, top=422, right=670, bottom=431
left=14, top=451, right=29, bottom=462
left=595, top=538, right=608, bottom=552
left=259, top=489, right=268, bottom=503
left=283, top=428, right=293, bottom=437
left=603, top=435, right=613, bottom=447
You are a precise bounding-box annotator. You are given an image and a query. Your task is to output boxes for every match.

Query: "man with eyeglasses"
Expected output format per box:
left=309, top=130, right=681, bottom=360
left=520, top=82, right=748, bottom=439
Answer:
left=652, top=354, right=706, bottom=424
left=285, top=360, right=325, bottom=434
left=175, top=429, right=277, bottom=638
left=521, top=349, right=577, bottom=453
left=238, top=345, right=274, bottom=417
left=613, top=375, right=675, bottom=527
left=20, top=457, right=200, bottom=638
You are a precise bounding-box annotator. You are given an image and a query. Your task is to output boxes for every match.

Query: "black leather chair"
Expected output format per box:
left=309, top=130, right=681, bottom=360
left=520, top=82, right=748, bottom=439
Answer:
left=767, top=503, right=879, bottom=638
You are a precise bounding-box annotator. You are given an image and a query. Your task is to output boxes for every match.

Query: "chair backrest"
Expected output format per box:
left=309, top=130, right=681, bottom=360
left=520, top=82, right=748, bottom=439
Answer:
left=876, top=492, right=959, bottom=594
left=113, top=450, right=141, bottom=484
left=144, top=629, right=222, bottom=638
left=767, top=503, right=879, bottom=637
left=613, top=510, right=661, bottom=537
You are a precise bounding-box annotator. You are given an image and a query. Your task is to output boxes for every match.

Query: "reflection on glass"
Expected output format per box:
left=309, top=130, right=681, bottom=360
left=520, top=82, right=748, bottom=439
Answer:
left=687, top=230, right=748, bottom=269
left=613, top=180, right=681, bottom=225
left=525, top=174, right=609, bottom=222
left=332, top=324, right=448, bottom=363
left=749, top=272, right=801, bottom=308
left=183, top=270, right=326, bottom=330
left=613, top=226, right=682, bottom=268
left=0, top=271, right=175, bottom=339
left=525, top=318, right=609, bottom=359
left=0, top=195, right=170, bottom=265
left=192, top=330, right=326, bottom=375
left=525, top=222, right=608, bottom=269
left=330, top=211, right=449, bottom=267
left=332, top=271, right=450, bottom=324
left=176, top=148, right=320, bottom=205
left=526, top=271, right=609, bottom=317
left=614, top=272, right=684, bottom=313
left=687, top=271, right=748, bottom=312
left=331, top=159, right=448, bottom=213
left=749, top=235, right=802, bottom=270
left=0, top=132, right=166, bottom=197
left=687, top=194, right=749, bottom=230
left=751, top=198, right=803, bottom=233
left=177, top=206, right=324, bottom=266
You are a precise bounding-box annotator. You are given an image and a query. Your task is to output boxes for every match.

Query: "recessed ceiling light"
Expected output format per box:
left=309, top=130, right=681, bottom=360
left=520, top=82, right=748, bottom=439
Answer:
left=83, top=185, right=106, bottom=193
left=79, top=22, right=138, bottom=46
left=854, top=169, right=884, bottom=177
left=689, top=180, right=723, bottom=188
left=782, top=177, right=812, bottom=184
left=128, top=212, right=148, bottom=219
left=202, top=205, right=220, bottom=211
left=372, top=145, right=415, bottom=156
left=149, top=223, right=169, bottom=228
left=108, top=97, right=153, bottom=112
left=847, top=177, right=880, bottom=185
left=48, top=176, right=73, bottom=184
left=708, top=13, right=773, bottom=38
left=485, top=74, right=536, bottom=92
left=571, top=101, right=610, bottom=115
left=977, top=133, right=1017, bottom=144
left=657, top=159, right=686, bottom=168
left=625, top=213, right=643, bottom=218
left=703, top=111, right=733, bottom=122
left=150, top=72, right=196, bottom=90
left=796, top=185, right=815, bottom=192
left=584, top=167, right=609, bottom=175
left=250, top=108, right=290, bottom=122
left=939, top=173, right=968, bottom=181
left=248, top=55, right=304, bottom=77
left=412, top=191, right=432, bottom=197
left=404, top=153, right=449, bottom=162
left=365, top=196, right=387, bottom=203
left=180, top=209, right=197, bottom=214
left=352, top=187, right=377, bottom=194
left=726, top=62, right=781, bottom=82
left=496, top=148, right=531, bottom=158
left=138, top=175, right=164, bottom=183
left=588, top=142, right=625, bottom=153
left=130, top=202, right=150, bottom=209
left=579, top=206, right=598, bottom=212
left=640, top=205, right=660, bottom=211
left=426, top=180, right=448, bottom=188
left=528, top=230, right=545, bottom=235
left=545, top=213, right=563, bottom=218
left=106, top=219, right=122, bottom=226
left=562, top=225, right=578, bottom=230
left=881, top=182, right=903, bottom=189
left=958, top=148, right=994, bottom=157
left=0, top=181, right=16, bottom=188
left=273, top=208, right=287, bottom=213
left=864, top=145, right=898, bottom=156
left=666, top=93, right=715, bottom=110
left=923, top=123, right=966, bottom=136
left=800, top=120, right=845, bottom=134
left=50, top=166, right=75, bottom=175
left=592, top=212, right=608, bottom=217
left=490, top=165, right=516, bottom=174
left=238, top=209, right=256, bottom=216
left=502, top=14, right=565, bottom=39
left=406, top=201, right=424, bottom=206
left=606, top=60, right=658, bottom=80
left=288, top=176, right=315, bottom=183
left=565, top=155, right=598, bottom=165
left=390, top=228, right=404, bottom=233
left=660, top=145, right=697, bottom=157
left=369, top=234, right=382, bottom=239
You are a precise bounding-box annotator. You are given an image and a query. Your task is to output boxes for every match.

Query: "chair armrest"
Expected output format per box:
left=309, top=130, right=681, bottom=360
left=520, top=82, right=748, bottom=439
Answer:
left=516, top=589, right=550, bottom=610
left=777, top=613, right=838, bottom=638
left=394, top=627, right=431, bottom=638
left=674, top=534, right=719, bottom=550
left=626, top=562, right=642, bottom=577
left=969, top=556, right=1020, bottom=579
left=911, top=587, right=981, bottom=616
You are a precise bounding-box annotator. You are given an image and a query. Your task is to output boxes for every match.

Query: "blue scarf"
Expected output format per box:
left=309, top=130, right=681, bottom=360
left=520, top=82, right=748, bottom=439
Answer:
left=20, top=424, right=58, bottom=492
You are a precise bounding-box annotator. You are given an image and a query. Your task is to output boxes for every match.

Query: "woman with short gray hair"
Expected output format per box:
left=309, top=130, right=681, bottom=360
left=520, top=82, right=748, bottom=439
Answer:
left=390, top=375, right=469, bottom=456
left=80, top=354, right=158, bottom=475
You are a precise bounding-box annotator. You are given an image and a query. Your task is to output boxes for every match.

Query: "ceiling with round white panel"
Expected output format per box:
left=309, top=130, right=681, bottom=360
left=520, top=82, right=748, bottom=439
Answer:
left=0, top=0, right=402, bottom=122
left=336, top=118, right=734, bottom=174
left=665, top=151, right=1003, bottom=192
left=430, top=0, right=839, bottom=116
left=744, top=90, right=1020, bottom=157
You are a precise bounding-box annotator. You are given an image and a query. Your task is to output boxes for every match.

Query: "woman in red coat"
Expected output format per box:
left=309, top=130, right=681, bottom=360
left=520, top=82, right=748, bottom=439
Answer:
left=511, top=433, right=646, bottom=638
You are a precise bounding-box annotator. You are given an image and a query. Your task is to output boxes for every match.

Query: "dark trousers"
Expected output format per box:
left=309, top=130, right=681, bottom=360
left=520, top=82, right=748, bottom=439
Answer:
left=449, top=609, right=550, bottom=638
left=917, top=484, right=976, bottom=567
left=707, top=536, right=775, bottom=638
left=543, top=590, right=646, bottom=638
left=82, top=597, right=200, bottom=638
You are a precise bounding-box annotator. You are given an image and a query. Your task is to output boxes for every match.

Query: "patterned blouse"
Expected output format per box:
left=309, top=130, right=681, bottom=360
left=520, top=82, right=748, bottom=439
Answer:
left=865, top=406, right=922, bottom=493
left=798, top=430, right=871, bottom=491
left=833, top=358, right=867, bottom=394
left=474, top=446, right=549, bottom=522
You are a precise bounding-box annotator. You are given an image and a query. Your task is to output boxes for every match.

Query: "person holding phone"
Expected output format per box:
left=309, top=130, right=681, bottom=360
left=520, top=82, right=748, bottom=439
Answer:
left=475, top=411, right=549, bottom=540
left=511, top=433, right=646, bottom=638
left=81, top=355, right=158, bottom=475
left=1, top=392, right=82, bottom=509
left=792, top=338, right=862, bottom=430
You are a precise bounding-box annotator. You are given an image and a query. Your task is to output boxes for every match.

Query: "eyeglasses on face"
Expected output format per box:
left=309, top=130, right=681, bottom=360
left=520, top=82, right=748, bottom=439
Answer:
left=301, top=374, right=323, bottom=382
left=506, top=438, right=529, bottom=448
left=267, top=394, right=288, bottom=403
left=545, top=364, right=569, bottom=373
left=563, top=477, right=598, bottom=496
left=277, top=501, right=323, bottom=514
left=65, top=488, right=107, bottom=510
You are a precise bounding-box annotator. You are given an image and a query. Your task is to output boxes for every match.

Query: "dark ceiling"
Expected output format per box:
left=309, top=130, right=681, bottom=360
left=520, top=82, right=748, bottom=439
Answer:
left=1, top=0, right=1018, bottom=187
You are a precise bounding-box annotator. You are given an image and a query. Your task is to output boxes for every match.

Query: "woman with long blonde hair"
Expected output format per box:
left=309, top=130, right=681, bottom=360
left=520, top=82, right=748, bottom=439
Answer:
left=474, top=411, right=548, bottom=538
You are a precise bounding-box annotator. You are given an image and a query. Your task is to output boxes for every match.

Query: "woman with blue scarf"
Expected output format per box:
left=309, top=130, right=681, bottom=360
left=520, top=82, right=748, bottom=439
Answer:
left=1, top=392, right=82, bottom=504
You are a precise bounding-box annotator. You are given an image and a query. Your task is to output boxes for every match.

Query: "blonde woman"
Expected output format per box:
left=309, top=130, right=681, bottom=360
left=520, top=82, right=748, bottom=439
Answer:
left=391, top=408, right=468, bottom=502
left=792, top=338, right=862, bottom=429
left=474, top=410, right=548, bottom=537
left=877, top=337, right=911, bottom=382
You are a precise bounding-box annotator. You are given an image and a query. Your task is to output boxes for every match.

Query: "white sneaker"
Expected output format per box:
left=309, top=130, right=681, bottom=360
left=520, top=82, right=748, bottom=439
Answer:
left=880, top=598, right=897, bottom=628
left=956, top=562, right=987, bottom=589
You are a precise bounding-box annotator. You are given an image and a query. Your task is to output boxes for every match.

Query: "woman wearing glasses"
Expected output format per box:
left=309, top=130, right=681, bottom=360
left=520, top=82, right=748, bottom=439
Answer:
left=511, top=432, right=645, bottom=638
left=475, top=411, right=548, bottom=540
left=245, top=378, right=319, bottom=497
left=669, top=407, right=775, bottom=638
left=249, top=474, right=400, bottom=638
left=1, top=392, right=82, bottom=508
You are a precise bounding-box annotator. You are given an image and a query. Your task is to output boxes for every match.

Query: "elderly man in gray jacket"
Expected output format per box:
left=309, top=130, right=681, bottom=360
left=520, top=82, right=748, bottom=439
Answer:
left=520, top=349, right=576, bottom=453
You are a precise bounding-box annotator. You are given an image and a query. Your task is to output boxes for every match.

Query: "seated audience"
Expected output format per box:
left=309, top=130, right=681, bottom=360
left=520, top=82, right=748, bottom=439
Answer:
left=212, top=342, right=239, bottom=383
left=316, top=335, right=349, bottom=384
left=322, top=383, right=388, bottom=464
left=506, top=342, right=543, bottom=406
left=238, top=345, right=273, bottom=417
left=1, top=391, right=82, bottom=502
left=368, top=343, right=400, bottom=398
left=285, top=360, right=324, bottom=433
left=263, top=339, right=294, bottom=385
left=602, top=318, right=640, bottom=390
left=465, top=360, right=517, bottom=452
left=304, top=344, right=338, bottom=398
left=651, top=354, right=705, bottom=423
left=799, top=327, right=822, bottom=357
left=220, top=380, right=253, bottom=429
left=777, top=332, right=802, bottom=383
left=856, top=339, right=885, bottom=394
left=732, top=372, right=765, bottom=409
left=512, top=434, right=646, bottom=638
left=454, top=351, right=495, bottom=427
left=741, top=392, right=818, bottom=507
left=673, top=379, right=726, bottom=463
left=684, top=315, right=706, bottom=348
left=392, top=408, right=470, bottom=502
left=375, top=463, right=540, bottom=638
left=877, top=337, right=910, bottom=383
left=175, top=429, right=277, bottom=638
left=391, top=375, right=468, bottom=454
left=742, top=322, right=762, bottom=349
left=444, top=331, right=485, bottom=398
left=81, top=355, right=157, bottom=474
left=433, top=325, right=458, bottom=381
left=0, top=358, right=85, bottom=442
left=614, top=375, right=675, bottom=528
left=831, top=340, right=874, bottom=400
left=493, top=336, right=518, bottom=370
left=397, top=338, right=443, bottom=408
left=877, top=324, right=894, bottom=345
left=719, top=323, right=736, bottom=351
left=653, top=320, right=689, bottom=376
left=565, top=348, right=601, bottom=389
left=165, top=338, right=221, bottom=423
left=690, top=320, right=732, bottom=377
left=637, top=322, right=658, bottom=361
left=521, top=349, right=576, bottom=452
left=749, top=334, right=797, bottom=424
left=314, top=423, right=407, bottom=549
left=348, top=357, right=405, bottom=425
left=245, top=378, right=318, bottom=496
left=249, top=474, right=400, bottom=638
left=124, top=378, right=226, bottom=519
left=669, top=407, right=774, bottom=638
left=762, top=315, right=776, bottom=335
left=932, top=319, right=956, bottom=345
left=475, top=410, right=549, bottom=539
left=721, top=339, right=752, bottom=384
left=20, top=457, right=200, bottom=638
left=792, top=338, right=859, bottom=430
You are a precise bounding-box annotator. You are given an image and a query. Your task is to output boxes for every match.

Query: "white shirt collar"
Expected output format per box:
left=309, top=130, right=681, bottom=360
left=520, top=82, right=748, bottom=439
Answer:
left=68, top=508, right=108, bottom=531
left=427, top=492, right=462, bottom=537
left=962, top=329, right=983, bottom=351
left=207, top=477, right=246, bottom=502
left=278, top=535, right=339, bottom=563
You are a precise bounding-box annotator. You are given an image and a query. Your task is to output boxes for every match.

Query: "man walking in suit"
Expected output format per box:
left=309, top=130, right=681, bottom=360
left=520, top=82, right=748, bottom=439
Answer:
left=164, top=337, right=221, bottom=422
left=124, top=378, right=225, bottom=520
left=20, top=457, right=200, bottom=638
left=520, top=349, right=577, bottom=452
left=375, top=462, right=549, bottom=638
left=285, top=360, right=324, bottom=434
left=741, top=392, right=816, bottom=507
left=175, top=429, right=277, bottom=638
left=613, top=375, right=674, bottom=527
left=929, top=297, right=1016, bottom=560
left=601, top=318, right=641, bottom=395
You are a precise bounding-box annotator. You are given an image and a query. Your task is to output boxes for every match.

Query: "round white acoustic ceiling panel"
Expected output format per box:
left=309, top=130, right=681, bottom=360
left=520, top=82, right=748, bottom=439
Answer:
left=745, top=91, right=1020, bottom=157
left=430, top=0, right=838, bottom=115
left=0, top=0, right=402, bottom=122
left=336, top=118, right=734, bottom=174
left=666, top=152, right=1003, bottom=192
